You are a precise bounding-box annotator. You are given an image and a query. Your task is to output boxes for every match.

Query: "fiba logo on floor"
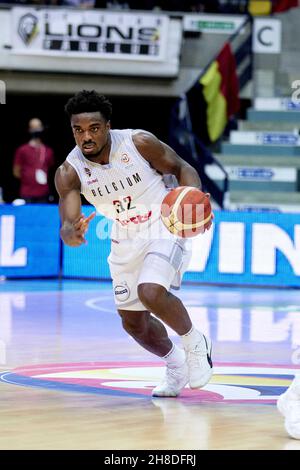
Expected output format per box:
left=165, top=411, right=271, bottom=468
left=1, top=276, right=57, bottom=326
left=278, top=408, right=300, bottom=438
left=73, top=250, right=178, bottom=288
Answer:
left=1, top=361, right=298, bottom=403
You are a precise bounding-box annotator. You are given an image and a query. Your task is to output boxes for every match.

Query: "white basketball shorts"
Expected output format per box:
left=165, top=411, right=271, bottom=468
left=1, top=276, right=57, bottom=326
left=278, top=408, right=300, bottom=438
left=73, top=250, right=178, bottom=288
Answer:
left=108, top=234, right=192, bottom=312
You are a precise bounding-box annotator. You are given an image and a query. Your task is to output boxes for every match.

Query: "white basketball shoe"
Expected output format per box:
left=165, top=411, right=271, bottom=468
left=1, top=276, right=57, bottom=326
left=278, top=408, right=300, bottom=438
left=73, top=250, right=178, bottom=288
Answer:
left=152, top=362, right=189, bottom=397
left=185, top=334, right=213, bottom=389
left=277, top=376, right=300, bottom=440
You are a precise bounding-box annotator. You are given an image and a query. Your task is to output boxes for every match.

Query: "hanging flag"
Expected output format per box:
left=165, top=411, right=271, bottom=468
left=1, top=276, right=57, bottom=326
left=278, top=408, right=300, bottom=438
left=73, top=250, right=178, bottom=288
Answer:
left=248, top=1, right=272, bottom=15
left=272, top=0, right=298, bottom=12
left=186, top=42, right=240, bottom=144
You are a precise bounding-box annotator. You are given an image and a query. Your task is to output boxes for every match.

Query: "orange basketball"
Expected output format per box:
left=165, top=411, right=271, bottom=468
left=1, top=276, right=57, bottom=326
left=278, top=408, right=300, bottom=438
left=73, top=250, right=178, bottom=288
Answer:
left=160, top=186, right=212, bottom=238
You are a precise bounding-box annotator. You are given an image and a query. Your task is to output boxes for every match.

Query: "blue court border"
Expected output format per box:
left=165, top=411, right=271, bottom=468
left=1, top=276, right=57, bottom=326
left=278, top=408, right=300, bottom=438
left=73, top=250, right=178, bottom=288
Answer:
left=0, top=371, right=148, bottom=399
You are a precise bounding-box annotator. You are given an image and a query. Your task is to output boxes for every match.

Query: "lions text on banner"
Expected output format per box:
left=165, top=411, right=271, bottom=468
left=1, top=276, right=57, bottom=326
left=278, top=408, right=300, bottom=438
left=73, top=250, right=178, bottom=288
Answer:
left=12, top=7, right=168, bottom=60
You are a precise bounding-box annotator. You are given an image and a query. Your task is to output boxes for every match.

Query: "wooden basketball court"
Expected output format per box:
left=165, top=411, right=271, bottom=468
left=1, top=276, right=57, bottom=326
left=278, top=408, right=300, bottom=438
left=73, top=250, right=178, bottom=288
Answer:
left=1, top=279, right=300, bottom=450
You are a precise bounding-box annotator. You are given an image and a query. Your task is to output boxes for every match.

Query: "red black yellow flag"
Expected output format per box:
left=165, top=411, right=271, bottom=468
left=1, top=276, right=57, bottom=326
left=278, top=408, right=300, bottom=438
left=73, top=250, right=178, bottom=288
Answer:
left=186, top=42, right=240, bottom=145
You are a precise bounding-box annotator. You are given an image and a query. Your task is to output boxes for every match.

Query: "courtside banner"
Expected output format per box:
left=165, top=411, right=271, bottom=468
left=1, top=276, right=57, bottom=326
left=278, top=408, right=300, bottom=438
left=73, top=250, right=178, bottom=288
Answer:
left=63, top=208, right=112, bottom=280
left=185, top=211, right=300, bottom=287
left=11, top=7, right=168, bottom=60
left=2, top=205, right=300, bottom=286
left=0, top=204, right=60, bottom=278
left=62, top=208, right=300, bottom=288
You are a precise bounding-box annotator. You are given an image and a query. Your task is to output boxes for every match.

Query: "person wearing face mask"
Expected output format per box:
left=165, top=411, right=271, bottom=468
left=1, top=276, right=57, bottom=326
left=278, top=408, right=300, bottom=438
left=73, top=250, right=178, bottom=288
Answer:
left=13, top=118, right=55, bottom=203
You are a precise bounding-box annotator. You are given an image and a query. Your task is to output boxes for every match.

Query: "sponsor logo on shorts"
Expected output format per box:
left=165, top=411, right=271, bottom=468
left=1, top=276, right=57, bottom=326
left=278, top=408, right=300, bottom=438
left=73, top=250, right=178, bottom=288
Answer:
left=114, top=283, right=130, bottom=301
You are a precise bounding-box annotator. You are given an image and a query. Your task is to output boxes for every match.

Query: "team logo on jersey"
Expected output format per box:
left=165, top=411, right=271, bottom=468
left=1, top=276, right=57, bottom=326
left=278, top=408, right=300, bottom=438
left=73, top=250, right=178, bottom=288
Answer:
left=18, top=13, right=39, bottom=45
left=114, top=282, right=130, bottom=301
left=84, top=167, right=92, bottom=178
left=121, top=154, right=130, bottom=164
left=0, top=362, right=297, bottom=403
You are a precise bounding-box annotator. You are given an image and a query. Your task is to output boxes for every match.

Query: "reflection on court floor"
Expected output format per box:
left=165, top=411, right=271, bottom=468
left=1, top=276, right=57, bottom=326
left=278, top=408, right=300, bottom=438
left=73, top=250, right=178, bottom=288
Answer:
left=1, top=280, right=300, bottom=367
left=0, top=279, right=300, bottom=450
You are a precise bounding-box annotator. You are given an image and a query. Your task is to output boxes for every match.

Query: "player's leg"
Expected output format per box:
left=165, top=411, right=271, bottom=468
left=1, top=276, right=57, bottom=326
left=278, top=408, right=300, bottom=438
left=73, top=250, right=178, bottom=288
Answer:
left=277, top=374, right=300, bottom=439
left=137, top=239, right=213, bottom=390
left=118, top=308, right=188, bottom=397
left=138, top=283, right=212, bottom=390
left=137, top=283, right=192, bottom=335
left=108, top=236, right=200, bottom=396
left=118, top=308, right=172, bottom=357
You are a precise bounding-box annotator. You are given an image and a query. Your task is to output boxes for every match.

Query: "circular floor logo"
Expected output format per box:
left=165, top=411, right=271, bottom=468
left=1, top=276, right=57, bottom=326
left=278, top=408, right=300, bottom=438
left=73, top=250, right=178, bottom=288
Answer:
left=1, top=362, right=299, bottom=403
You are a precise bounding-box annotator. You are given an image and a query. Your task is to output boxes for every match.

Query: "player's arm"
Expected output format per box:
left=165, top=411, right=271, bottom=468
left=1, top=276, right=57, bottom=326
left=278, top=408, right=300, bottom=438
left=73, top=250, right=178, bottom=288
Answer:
left=132, top=130, right=202, bottom=189
left=133, top=130, right=213, bottom=231
left=54, top=162, right=95, bottom=246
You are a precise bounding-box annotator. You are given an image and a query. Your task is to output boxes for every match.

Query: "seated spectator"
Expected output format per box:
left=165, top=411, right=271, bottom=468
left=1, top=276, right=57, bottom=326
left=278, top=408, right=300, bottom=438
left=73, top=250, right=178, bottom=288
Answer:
left=62, top=0, right=95, bottom=7
left=156, top=1, right=191, bottom=11
left=189, top=0, right=219, bottom=12
left=94, top=0, right=129, bottom=8
left=127, top=0, right=157, bottom=9
left=153, top=1, right=219, bottom=12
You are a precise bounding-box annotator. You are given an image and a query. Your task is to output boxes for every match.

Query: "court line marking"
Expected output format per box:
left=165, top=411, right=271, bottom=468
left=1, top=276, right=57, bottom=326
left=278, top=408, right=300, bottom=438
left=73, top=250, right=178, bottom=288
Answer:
left=85, top=295, right=116, bottom=314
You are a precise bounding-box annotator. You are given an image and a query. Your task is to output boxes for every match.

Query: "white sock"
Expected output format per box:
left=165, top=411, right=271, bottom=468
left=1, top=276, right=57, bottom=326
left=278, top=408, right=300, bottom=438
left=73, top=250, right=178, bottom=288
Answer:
left=163, top=343, right=185, bottom=368
left=181, top=326, right=204, bottom=350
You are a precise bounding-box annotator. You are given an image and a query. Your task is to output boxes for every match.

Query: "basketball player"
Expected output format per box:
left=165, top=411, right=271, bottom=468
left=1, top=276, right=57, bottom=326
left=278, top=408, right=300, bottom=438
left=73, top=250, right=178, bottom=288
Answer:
left=55, top=90, right=213, bottom=397
left=277, top=375, right=300, bottom=439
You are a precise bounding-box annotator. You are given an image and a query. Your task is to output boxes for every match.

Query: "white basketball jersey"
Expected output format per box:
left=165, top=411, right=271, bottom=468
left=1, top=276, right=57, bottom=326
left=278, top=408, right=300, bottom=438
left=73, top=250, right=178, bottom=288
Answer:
left=66, top=129, right=169, bottom=236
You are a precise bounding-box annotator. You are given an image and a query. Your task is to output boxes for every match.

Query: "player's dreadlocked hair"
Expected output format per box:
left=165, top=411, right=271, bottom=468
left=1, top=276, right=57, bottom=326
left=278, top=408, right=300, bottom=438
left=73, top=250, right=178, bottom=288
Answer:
left=64, top=90, right=112, bottom=122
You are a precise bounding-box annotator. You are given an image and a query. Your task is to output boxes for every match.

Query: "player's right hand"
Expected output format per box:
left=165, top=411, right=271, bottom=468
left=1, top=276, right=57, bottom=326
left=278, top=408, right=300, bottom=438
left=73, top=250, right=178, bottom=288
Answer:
left=61, top=212, right=96, bottom=246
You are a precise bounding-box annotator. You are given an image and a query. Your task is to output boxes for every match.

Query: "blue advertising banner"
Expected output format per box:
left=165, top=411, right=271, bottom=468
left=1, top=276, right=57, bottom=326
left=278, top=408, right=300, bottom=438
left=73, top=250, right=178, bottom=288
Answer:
left=62, top=207, right=112, bottom=279
left=262, top=133, right=298, bottom=145
left=63, top=208, right=300, bottom=288
left=0, top=204, right=60, bottom=278
left=1, top=205, right=300, bottom=287
left=184, top=210, right=300, bottom=287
